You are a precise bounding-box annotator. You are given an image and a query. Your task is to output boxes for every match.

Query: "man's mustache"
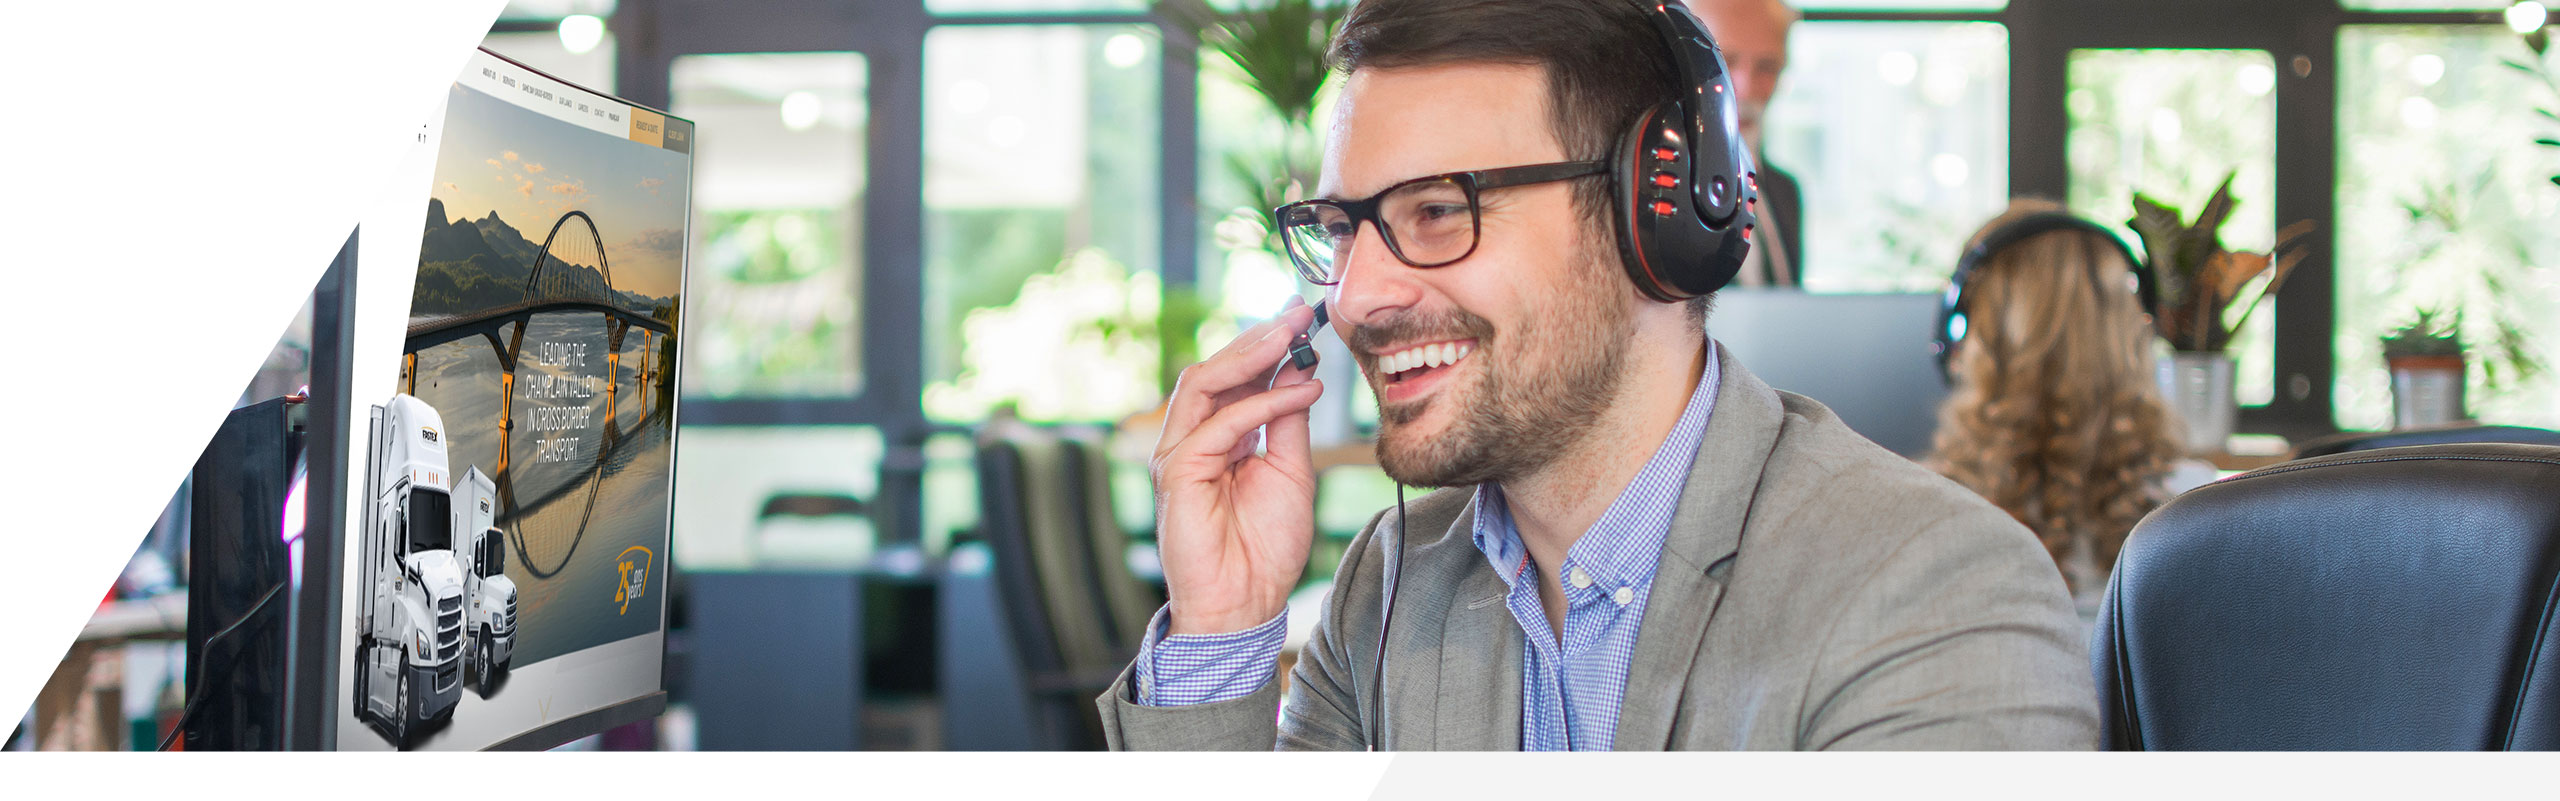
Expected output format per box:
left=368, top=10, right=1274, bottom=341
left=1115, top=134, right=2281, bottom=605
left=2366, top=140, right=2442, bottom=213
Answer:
left=1346, top=307, right=1497, bottom=359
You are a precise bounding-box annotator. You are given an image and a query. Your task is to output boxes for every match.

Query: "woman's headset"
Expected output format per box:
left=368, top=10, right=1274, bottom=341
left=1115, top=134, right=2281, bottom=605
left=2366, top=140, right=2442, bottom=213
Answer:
left=1931, top=211, right=2158, bottom=382
left=1609, top=1, right=1760, bottom=303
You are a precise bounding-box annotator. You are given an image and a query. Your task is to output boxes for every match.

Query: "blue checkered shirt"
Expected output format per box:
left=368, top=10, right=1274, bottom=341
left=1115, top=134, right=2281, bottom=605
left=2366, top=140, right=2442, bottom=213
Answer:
left=1133, top=343, right=1722, bottom=751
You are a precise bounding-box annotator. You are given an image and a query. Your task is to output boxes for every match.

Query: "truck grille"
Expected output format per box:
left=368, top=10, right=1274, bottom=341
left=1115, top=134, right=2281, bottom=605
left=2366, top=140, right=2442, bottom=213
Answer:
left=502, top=606, right=517, bottom=632
left=435, top=591, right=464, bottom=660
left=436, top=660, right=459, bottom=690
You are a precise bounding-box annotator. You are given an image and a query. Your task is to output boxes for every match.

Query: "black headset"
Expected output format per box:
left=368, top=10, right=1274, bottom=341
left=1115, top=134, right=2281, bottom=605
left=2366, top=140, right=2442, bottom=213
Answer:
left=1931, top=211, right=2157, bottom=382
left=1609, top=1, right=1760, bottom=303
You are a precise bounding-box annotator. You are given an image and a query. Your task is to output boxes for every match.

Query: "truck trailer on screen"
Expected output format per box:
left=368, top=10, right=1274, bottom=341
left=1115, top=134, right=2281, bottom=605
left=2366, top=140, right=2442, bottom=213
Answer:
left=354, top=394, right=468, bottom=746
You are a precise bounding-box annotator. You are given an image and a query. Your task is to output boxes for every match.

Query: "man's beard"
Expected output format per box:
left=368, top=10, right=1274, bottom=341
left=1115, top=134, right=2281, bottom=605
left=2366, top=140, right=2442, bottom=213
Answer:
left=1357, top=246, right=1635, bottom=489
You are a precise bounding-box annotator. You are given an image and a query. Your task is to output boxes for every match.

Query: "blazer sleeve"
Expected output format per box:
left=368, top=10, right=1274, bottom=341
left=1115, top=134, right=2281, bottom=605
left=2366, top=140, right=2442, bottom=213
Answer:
left=1096, top=511, right=1388, bottom=751
left=1795, top=502, right=2101, bottom=750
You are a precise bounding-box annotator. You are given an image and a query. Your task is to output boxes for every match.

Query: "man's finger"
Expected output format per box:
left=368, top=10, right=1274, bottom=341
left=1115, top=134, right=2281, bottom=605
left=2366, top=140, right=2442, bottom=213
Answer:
left=1159, top=303, right=1316, bottom=452
left=1253, top=348, right=1323, bottom=468
left=1166, top=380, right=1324, bottom=475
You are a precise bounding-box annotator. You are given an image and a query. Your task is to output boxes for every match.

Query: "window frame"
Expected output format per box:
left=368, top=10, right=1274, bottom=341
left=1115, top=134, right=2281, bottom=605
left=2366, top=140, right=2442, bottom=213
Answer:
left=586, top=0, right=2518, bottom=546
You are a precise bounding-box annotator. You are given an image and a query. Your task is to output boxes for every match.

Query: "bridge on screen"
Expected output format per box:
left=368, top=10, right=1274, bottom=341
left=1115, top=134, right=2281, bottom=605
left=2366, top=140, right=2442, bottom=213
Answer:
left=403, top=209, right=673, bottom=580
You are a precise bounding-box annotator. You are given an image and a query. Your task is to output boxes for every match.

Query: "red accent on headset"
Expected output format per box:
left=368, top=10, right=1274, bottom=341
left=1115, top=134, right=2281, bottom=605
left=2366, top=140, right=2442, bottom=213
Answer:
left=1651, top=147, right=1678, bottom=162
left=1651, top=200, right=1677, bottom=216
left=1626, top=111, right=1674, bottom=299
left=1652, top=172, right=1678, bottom=188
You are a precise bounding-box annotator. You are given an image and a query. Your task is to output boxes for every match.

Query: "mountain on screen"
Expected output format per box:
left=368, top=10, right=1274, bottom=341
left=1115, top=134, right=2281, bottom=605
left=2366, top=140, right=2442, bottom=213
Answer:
left=412, top=197, right=666, bottom=317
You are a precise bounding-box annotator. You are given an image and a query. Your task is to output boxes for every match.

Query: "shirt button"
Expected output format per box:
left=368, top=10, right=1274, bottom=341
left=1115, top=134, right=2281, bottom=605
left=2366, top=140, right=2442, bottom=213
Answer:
left=1569, top=567, right=1593, bottom=589
left=1614, top=586, right=1634, bottom=605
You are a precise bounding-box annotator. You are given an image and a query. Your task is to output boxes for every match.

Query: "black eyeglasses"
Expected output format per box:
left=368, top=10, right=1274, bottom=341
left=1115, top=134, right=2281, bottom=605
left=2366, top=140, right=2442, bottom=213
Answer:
left=1272, top=160, right=1606, bottom=286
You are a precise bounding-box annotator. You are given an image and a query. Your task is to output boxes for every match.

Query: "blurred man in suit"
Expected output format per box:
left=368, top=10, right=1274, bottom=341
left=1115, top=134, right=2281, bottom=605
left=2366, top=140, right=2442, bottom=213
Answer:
left=1688, top=0, right=1803, bottom=287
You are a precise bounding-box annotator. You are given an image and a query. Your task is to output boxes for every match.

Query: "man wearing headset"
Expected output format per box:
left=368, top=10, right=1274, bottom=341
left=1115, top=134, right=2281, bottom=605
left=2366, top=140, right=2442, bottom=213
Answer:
left=1099, top=0, right=2096, bottom=750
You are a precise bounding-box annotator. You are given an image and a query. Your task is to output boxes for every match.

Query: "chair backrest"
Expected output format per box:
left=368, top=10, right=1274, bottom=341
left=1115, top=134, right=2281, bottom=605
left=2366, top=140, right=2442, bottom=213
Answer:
left=2095, top=443, right=2560, bottom=750
left=971, top=437, right=1064, bottom=682
left=974, top=425, right=1120, bottom=676
left=2291, top=423, right=2560, bottom=460
left=1058, top=432, right=1160, bottom=654
left=971, top=423, right=1126, bottom=750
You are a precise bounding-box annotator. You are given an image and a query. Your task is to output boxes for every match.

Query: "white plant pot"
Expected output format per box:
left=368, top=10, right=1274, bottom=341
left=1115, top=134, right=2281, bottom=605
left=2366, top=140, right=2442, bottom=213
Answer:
left=2157, top=351, right=2235, bottom=456
left=2388, top=355, right=2467, bottom=429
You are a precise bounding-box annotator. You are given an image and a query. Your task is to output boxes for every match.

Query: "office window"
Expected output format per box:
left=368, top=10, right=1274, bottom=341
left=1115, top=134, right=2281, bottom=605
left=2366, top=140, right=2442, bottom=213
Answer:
left=481, top=31, right=617, bottom=96
left=2342, top=1, right=2511, bottom=9
left=671, top=425, right=884, bottom=571
left=1195, top=47, right=1335, bottom=331
left=1763, top=22, right=2010, bottom=292
left=498, top=0, right=618, bottom=18
left=928, top=0, right=1146, bottom=13
left=2067, top=48, right=2281, bottom=407
left=671, top=53, right=869, bottom=400
left=923, top=25, right=1164, bottom=424
left=2334, top=26, right=2560, bottom=429
left=1791, top=0, right=2006, bottom=8
left=921, top=431, right=979, bottom=557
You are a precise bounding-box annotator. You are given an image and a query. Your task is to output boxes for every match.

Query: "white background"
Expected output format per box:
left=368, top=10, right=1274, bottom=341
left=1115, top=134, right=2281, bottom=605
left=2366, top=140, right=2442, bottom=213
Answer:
left=0, top=0, right=509, bottom=733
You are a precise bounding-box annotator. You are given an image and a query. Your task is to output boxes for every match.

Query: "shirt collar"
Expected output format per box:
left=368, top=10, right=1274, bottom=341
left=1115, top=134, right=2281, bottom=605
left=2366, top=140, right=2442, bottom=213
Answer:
left=1470, top=341, right=1723, bottom=594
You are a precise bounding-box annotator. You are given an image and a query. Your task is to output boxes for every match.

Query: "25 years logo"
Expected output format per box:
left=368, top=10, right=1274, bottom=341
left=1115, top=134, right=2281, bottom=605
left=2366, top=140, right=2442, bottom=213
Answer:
left=614, top=545, right=654, bottom=615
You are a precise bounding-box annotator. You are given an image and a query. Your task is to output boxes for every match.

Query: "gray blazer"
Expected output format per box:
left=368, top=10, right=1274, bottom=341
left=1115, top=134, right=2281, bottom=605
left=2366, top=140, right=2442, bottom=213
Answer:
left=1098, top=346, right=2098, bottom=750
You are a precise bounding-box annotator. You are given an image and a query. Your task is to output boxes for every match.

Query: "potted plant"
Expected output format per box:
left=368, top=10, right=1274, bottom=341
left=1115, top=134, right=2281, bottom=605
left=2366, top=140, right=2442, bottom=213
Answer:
left=1156, top=0, right=1359, bottom=443
left=2380, top=308, right=2471, bottom=428
left=1156, top=0, right=1346, bottom=218
left=2128, top=173, right=2315, bottom=455
left=2516, top=11, right=2558, bottom=193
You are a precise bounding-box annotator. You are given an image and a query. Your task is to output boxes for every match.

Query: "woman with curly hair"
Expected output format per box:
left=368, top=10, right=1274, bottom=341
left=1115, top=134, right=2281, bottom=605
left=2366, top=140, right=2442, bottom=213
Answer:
left=1927, top=200, right=2213, bottom=621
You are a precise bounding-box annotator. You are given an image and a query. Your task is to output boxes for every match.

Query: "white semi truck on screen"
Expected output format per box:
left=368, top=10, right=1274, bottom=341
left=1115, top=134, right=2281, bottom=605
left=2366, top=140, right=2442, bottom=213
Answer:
left=355, top=393, right=468, bottom=746
left=455, top=467, right=517, bottom=694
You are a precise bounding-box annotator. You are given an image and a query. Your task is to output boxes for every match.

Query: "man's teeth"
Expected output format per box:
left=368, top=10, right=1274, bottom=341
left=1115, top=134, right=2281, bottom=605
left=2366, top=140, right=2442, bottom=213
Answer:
left=1382, top=342, right=1472, bottom=375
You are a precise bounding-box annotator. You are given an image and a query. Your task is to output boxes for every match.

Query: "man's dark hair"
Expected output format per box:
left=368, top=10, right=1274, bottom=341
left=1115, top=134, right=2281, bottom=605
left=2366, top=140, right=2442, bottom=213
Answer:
left=1328, top=0, right=1710, bottom=323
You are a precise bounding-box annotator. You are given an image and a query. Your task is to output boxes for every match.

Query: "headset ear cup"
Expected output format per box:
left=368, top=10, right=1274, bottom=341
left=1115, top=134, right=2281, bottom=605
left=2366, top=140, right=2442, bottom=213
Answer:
left=1612, top=104, right=1676, bottom=302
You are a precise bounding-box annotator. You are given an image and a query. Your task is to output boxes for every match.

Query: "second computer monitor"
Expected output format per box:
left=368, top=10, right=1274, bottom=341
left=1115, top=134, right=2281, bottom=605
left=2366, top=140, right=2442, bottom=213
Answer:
left=1708, top=290, right=1948, bottom=458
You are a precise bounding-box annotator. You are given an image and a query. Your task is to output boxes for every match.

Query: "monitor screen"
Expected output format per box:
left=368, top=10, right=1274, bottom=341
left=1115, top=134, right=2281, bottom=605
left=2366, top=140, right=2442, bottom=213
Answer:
left=1706, top=290, right=1949, bottom=458
left=335, top=48, right=692, bottom=751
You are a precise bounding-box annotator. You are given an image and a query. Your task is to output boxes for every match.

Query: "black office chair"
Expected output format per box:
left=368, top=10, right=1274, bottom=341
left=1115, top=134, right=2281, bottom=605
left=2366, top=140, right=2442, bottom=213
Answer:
left=2290, top=423, right=2560, bottom=459
left=2094, top=443, right=2560, bottom=749
left=973, top=422, right=1128, bottom=750
left=1057, top=431, right=1161, bottom=654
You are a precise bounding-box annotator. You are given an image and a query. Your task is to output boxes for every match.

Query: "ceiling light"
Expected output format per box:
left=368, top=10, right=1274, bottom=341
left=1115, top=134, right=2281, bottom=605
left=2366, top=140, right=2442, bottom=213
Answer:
left=559, top=14, right=606, bottom=55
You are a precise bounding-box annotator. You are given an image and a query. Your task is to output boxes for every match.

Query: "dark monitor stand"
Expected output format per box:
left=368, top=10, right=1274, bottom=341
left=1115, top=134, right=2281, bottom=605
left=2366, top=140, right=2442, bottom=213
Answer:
left=183, top=397, right=304, bottom=750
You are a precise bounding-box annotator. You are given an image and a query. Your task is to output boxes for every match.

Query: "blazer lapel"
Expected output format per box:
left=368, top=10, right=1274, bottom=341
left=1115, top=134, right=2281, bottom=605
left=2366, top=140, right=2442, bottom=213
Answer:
left=1612, top=344, right=1789, bottom=750
left=1431, top=547, right=1522, bottom=750
left=1383, top=496, right=1525, bottom=751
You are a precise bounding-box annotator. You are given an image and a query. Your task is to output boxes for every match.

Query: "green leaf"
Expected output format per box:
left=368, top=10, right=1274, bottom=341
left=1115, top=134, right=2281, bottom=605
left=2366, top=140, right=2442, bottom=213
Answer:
left=2538, top=138, right=2560, bottom=148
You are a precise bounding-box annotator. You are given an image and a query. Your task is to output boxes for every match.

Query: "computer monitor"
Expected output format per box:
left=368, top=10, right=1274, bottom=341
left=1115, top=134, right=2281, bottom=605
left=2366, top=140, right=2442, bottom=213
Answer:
left=332, top=48, right=693, bottom=751
left=1707, top=290, right=1948, bottom=458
